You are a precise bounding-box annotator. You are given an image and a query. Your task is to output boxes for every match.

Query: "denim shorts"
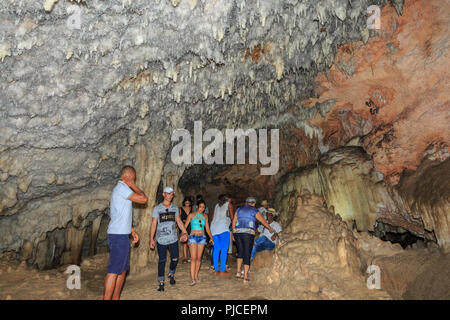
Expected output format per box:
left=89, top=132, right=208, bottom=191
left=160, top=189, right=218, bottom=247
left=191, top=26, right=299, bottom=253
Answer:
left=188, top=234, right=207, bottom=245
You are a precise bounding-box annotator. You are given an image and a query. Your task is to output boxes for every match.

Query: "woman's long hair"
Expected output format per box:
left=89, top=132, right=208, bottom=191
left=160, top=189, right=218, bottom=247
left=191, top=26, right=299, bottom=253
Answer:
left=182, top=196, right=193, bottom=207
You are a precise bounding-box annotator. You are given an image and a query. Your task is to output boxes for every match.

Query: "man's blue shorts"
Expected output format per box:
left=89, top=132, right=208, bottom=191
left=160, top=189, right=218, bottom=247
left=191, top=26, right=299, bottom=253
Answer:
left=107, top=234, right=130, bottom=274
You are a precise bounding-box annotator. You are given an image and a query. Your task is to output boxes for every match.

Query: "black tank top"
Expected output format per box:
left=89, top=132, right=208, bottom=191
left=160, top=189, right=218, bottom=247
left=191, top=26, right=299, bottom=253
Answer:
left=180, top=206, right=191, bottom=222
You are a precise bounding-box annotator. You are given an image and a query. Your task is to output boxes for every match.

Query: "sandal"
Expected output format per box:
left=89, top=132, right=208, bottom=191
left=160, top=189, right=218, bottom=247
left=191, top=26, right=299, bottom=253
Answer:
left=236, top=272, right=243, bottom=278
left=243, top=278, right=250, bottom=283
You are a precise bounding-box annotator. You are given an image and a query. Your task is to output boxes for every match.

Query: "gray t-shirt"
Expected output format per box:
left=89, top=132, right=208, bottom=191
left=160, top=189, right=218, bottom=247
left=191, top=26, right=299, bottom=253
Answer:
left=152, top=202, right=179, bottom=245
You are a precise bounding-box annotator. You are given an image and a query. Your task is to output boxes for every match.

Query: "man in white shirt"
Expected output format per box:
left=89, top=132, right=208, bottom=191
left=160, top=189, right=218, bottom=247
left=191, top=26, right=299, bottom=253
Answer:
left=251, top=209, right=282, bottom=260
left=103, top=166, right=148, bottom=300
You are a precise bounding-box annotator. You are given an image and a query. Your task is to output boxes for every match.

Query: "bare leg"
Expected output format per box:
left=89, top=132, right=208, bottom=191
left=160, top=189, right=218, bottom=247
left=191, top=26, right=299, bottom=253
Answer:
left=236, top=258, right=243, bottom=276
left=189, top=244, right=197, bottom=282
left=103, top=273, right=118, bottom=300
left=195, top=245, right=205, bottom=280
left=243, top=264, right=250, bottom=280
left=112, top=270, right=127, bottom=300
left=183, top=243, right=188, bottom=261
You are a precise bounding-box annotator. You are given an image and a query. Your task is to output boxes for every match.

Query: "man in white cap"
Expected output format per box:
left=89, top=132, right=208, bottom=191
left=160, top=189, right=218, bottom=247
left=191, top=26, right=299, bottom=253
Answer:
left=150, top=187, right=188, bottom=292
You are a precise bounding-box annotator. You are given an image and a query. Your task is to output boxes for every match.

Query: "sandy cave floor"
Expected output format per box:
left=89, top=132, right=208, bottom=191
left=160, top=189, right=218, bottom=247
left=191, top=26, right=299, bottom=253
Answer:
left=0, top=247, right=448, bottom=300
left=0, top=251, right=269, bottom=300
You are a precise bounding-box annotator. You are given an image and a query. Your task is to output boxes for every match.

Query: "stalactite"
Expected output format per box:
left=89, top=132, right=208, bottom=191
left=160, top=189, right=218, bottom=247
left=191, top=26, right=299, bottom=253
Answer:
left=129, top=139, right=169, bottom=273
left=89, top=215, right=103, bottom=256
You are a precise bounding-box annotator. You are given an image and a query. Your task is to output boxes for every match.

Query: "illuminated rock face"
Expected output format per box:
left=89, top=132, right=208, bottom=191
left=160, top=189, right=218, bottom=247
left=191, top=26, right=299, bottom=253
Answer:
left=274, top=146, right=436, bottom=242
left=296, top=0, right=449, bottom=249
left=305, top=0, right=449, bottom=188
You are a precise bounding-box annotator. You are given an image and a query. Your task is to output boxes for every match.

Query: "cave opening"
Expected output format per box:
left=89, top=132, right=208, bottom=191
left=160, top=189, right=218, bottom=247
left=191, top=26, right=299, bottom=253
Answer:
left=370, top=228, right=427, bottom=250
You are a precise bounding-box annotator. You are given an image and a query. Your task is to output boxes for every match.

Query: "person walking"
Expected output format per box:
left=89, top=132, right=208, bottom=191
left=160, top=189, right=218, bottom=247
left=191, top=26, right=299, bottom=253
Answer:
left=210, top=194, right=234, bottom=276
left=184, top=199, right=214, bottom=285
left=232, top=197, right=274, bottom=283
left=150, top=187, right=188, bottom=292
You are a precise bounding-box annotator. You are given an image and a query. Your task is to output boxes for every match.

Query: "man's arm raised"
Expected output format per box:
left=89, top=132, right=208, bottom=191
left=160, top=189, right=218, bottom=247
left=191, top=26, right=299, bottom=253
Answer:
left=128, top=182, right=148, bottom=204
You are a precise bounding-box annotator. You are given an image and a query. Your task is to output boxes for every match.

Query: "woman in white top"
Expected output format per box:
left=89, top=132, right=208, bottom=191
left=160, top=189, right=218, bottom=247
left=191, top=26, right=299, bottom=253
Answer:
left=210, top=194, right=234, bottom=275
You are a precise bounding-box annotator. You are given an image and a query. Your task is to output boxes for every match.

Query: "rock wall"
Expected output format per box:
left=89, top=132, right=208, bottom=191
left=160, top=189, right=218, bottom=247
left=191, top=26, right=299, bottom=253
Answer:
left=274, top=146, right=437, bottom=244
left=303, top=0, right=449, bottom=186
left=397, top=155, right=450, bottom=250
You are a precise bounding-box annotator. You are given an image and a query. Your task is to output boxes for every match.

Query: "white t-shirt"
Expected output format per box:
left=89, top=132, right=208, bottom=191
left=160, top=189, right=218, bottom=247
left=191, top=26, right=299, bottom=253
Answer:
left=107, top=181, right=134, bottom=235
left=210, top=201, right=231, bottom=236
left=257, top=221, right=282, bottom=245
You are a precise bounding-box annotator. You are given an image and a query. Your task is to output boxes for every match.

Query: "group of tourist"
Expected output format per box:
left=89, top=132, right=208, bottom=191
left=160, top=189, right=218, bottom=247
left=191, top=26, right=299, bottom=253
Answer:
left=103, top=166, right=282, bottom=299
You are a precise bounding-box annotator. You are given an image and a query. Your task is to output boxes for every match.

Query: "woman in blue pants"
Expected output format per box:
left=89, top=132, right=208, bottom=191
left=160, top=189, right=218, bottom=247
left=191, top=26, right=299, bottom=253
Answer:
left=210, top=194, right=234, bottom=276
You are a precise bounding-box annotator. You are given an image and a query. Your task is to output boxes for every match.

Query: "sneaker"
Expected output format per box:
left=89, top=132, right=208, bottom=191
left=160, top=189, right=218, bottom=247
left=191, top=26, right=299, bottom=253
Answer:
left=157, top=282, right=164, bottom=291
left=168, top=274, right=176, bottom=285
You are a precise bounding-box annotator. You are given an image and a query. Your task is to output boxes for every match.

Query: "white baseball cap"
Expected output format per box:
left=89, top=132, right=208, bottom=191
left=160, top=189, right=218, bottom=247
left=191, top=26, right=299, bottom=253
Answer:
left=246, top=196, right=256, bottom=204
left=163, top=187, right=175, bottom=194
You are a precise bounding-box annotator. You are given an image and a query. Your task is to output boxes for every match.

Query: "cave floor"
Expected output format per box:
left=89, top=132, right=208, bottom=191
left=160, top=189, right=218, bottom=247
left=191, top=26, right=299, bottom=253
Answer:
left=0, top=251, right=268, bottom=300
left=1, top=248, right=448, bottom=300
left=120, top=256, right=268, bottom=300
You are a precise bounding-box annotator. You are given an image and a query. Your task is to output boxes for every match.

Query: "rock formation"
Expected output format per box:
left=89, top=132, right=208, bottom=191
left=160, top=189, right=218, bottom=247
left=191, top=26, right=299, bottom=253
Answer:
left=255, top=190, right=392, bottom=299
